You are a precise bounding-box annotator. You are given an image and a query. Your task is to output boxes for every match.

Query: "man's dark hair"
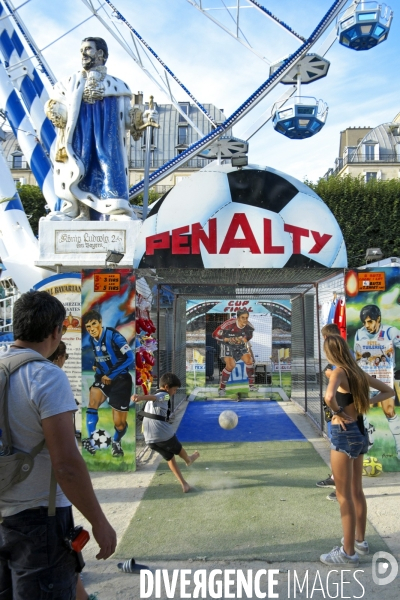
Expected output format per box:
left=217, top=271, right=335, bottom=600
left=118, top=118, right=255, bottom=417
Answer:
left=360, top=305, right=381, bottom=324
left=321, top=323, right=340, bottom=337
left=82, top=310, right=102, bottom=326
left=159, top=372, right=181, bottom=389
left=82, top=37, right=108, bottom=62
left=13, top=291, right=65, bottom=342
left=237, top=309, right=250, bottom=318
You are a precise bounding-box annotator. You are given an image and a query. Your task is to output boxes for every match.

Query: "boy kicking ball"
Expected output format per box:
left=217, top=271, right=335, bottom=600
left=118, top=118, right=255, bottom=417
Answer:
left=132, top=372, right=200, bottom=493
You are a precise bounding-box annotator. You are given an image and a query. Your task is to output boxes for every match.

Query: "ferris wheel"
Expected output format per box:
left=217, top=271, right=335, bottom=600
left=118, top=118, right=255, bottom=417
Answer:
left=0, top=0, right=394, bottom=210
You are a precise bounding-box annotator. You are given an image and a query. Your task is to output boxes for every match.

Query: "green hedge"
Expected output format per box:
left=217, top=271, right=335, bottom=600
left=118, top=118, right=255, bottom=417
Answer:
left=307, top=175, right=400, bottom=266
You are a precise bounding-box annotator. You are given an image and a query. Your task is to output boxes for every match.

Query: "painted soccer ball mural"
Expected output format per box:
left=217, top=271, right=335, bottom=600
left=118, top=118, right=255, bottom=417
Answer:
left=133, top=163, right=347, bottom=269
left=90, top=429, right=112, bottom=450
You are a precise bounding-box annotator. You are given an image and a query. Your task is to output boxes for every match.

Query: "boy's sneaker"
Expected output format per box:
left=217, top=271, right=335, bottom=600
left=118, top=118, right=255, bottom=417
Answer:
left=112, top=441, right=124, bottom=457
left=82, top=438, right=96, bottom=455
left=218, top=389, right=226, bottom=397
left=341, top=537, right=369, bottom=555
left=316, top=474, right=335, bottom=488
left=327, top=491, right=337, bottom=501
left=320, top=546, right=359, bottom=566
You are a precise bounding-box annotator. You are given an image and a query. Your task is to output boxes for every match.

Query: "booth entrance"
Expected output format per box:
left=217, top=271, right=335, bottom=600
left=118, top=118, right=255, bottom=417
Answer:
left=139, top=267, right=345, bottom=434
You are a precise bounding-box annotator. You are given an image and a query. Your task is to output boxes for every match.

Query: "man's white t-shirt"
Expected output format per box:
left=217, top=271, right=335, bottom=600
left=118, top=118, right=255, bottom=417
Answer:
left=0, top=347, right=77, bottom=518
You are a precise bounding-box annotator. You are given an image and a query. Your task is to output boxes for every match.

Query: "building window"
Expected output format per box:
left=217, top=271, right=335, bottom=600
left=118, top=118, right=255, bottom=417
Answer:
left=178, top=103, right=189, bottom=123
left=365, top=172, right=377, bottom=182
left=343, top=146, right=356, bottom=162
left=11, top=152, right=23, bottom=168
left=364, top=144, right=377, bottom=161
left=178, top=126, right=188, bottom=145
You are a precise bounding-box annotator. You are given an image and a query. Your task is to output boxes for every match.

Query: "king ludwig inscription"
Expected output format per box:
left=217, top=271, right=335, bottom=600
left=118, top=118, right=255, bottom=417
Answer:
left=55, top=229, right=126, bottom=253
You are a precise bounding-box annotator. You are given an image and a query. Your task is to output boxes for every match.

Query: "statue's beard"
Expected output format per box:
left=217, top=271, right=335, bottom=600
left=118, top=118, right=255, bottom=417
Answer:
left=82, top=55, right=96, bottom=70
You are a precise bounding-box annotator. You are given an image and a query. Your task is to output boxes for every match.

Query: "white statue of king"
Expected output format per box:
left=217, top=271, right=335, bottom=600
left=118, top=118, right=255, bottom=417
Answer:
left=45, top=37, right=143, bottom=221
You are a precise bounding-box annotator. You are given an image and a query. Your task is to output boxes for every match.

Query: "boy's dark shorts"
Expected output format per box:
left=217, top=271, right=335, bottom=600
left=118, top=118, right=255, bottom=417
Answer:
left=91, top=372, right=132, bottom=412
left=148, top=435, right=182, bottom=461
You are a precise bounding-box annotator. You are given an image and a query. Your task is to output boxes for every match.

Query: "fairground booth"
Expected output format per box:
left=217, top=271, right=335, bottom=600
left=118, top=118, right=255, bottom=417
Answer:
left=28, top=164, right=400, bottom=475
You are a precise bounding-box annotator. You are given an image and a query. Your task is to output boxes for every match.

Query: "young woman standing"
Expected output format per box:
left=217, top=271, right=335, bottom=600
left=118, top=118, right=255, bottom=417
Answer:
left=320, top=335, right=394, bottom=566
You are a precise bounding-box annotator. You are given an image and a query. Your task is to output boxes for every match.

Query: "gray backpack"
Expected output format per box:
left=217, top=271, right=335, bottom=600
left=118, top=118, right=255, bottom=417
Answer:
left=0, top=351, right=48, bottom=494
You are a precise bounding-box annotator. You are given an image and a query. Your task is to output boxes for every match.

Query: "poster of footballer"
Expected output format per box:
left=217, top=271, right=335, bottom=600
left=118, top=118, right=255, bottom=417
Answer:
left=81, top=269, right=136, bottom=472
left=188, top=300, right=273, bottom=399
left=345, top=267, right=400, bottom=471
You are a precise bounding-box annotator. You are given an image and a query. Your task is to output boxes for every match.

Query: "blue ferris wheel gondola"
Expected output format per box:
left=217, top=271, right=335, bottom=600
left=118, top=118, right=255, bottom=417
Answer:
left=272, top=97, right=328, bottom=140
left=337, top=1, right=393, bottom=51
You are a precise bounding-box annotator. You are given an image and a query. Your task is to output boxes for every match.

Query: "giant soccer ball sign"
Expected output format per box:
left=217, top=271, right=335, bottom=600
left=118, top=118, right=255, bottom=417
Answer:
left=133, top=164, right=347, bottom=269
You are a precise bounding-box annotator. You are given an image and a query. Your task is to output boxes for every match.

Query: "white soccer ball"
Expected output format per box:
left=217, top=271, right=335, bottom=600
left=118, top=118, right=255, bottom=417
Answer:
left=90, top=429, right=112, bottom=450
left=218, top=410, right=239, bottom=430
left=133, top=163, right=347, bottom=269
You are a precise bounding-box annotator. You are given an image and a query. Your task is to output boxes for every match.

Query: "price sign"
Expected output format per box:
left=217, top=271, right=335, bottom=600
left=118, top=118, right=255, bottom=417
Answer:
left=94, top=273, right=121, bottom=292
left=358, top=272, right=385, bottom=292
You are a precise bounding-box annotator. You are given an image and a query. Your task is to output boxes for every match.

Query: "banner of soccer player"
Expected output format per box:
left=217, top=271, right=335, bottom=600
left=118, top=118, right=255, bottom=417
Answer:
left=187, top=299, right=272, bottom=399
left=345, top=267, right=400, bottom=472
left=81, top=269, right=136, bottom=472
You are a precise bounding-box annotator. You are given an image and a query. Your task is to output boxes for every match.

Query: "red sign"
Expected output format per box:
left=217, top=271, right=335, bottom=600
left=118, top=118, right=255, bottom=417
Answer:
left=145, top=214, right=332, bottom=257
left=94, top=273, right=121, bottom=292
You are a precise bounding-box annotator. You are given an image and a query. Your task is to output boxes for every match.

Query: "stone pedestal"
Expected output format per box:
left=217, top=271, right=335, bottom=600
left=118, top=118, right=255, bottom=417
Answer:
left=36, top=220, right=142, bottom=270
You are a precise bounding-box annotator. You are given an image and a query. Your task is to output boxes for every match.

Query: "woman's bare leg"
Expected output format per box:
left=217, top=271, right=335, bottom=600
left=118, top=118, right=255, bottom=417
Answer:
left=330, top=449, right=356, bottom=556
left=351, top=454, right=367, bottom=543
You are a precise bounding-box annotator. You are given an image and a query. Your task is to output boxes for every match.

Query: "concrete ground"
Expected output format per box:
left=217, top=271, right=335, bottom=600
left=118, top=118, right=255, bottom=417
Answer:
left=75, top=400, right=400, bottom=599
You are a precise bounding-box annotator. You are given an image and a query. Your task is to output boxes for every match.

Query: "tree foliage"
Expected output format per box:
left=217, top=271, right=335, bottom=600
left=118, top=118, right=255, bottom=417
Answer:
left=130, top=188, right=162, bottom=208
left=17, top=184, right=47, bottom=237
left=307, top=175, right=400, bottom=267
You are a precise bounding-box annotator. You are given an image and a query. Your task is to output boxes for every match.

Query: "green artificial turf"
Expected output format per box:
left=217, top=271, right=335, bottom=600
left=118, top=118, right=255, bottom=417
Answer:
left=116, top=441, right=387, bottom=561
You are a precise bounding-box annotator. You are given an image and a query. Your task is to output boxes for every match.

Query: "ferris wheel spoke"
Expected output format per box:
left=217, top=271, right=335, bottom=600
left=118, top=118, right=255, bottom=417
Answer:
left=129, top=0, right=349, bottom=198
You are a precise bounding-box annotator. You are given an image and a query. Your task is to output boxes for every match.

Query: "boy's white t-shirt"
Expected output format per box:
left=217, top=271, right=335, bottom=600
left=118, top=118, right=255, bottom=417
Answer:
left=143, top=390, right=174, bottom=444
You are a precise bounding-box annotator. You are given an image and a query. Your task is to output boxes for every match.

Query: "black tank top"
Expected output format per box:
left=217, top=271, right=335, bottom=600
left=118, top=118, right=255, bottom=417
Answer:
left=336, top=390, right=365, bottom=434
left=336, top=390, right=354, bottom=408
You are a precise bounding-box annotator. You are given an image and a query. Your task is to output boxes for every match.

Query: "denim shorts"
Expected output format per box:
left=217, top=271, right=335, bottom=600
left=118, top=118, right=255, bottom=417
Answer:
left=330, top=421, right=369, bottom=459
left=0, top=506, right=77, bottom=600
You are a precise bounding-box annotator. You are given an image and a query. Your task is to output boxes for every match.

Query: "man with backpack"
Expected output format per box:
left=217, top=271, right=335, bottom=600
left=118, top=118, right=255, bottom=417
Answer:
left=0, top=291, right=116, bottom=599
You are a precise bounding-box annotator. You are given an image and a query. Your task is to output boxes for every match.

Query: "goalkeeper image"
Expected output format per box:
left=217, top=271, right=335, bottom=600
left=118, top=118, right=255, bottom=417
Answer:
left=212, top=309, right=256, bottom=396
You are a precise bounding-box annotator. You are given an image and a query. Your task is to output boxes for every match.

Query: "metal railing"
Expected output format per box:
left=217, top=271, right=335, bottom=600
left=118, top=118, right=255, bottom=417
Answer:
left=7, top=159, right=30, bottom=170
left=327, top=153, right=400, bottom=177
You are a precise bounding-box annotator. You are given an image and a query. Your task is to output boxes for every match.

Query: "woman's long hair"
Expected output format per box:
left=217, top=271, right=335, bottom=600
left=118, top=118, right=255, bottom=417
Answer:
left=323, top=335, right=370, bottom=414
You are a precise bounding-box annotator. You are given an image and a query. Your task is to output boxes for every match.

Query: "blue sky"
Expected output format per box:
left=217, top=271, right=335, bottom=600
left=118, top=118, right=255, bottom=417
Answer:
left=15, top=0, right=400, bottom=182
